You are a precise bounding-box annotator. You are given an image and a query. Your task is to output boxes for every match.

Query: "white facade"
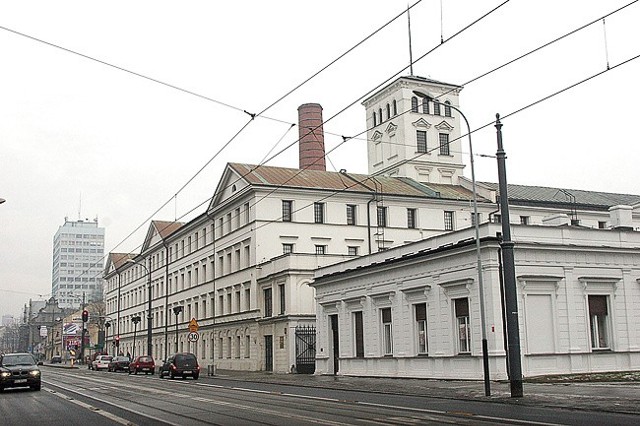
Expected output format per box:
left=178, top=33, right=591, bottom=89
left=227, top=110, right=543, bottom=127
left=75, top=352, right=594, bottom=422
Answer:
left=312, top=223, right=640, bottom=379
left=52, top=218, right=105, bottom=308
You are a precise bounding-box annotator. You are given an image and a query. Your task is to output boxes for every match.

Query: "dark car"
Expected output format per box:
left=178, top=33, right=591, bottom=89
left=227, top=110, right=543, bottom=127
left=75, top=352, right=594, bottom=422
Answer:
left=50, top=355, right=62, bottom=364
left=0, top=353, right=41, bottom=392
left=107, top=356, right=130, bottom=372
left=129, top=355, right=155, bottom=375
left=159, top=353, right=200, bottom=379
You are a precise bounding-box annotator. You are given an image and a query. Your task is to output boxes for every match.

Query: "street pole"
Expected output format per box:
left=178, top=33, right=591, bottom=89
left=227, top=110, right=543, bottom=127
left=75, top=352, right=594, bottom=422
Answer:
left=173, top=306, right=183, bottom=353
left=127, top=259, right=153, bottom=357
left=495, top=114, right=524, bottom=398
left=80, top=292, right=86, bottom=363
left=132, top=316, right=141, bottom=360
left=447, top=103, right=491, bottom=396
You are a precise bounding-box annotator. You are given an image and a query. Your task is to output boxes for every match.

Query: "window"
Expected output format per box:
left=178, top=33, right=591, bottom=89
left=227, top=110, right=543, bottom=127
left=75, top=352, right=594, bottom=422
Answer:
left=492, top=214, right=502, bottom=224
left=407, top=208, right=417, bottom=229
left=520, top=216, right=530, bottom=225
left=378, top=108, right=383, bottom=122
left=245, top=288, right=251, bottom=311
left=411, top=96, right=418, bottom=113
left=444, top=211, right=455, bottom=231
left=346, top=204, right=357, bottom=225
left=282, top=200, right=293, bottom=222
left=381, top=308, right=393, bottom=355
left=416, top=130, right=427, bottom=153
left=434, top=100, right=441, bottom=115
left=377, top=206, right=387, bottom=228
left=589, top=295, right=610, bottom=349
left=279, top=284, right=285, bottom=315
left=386, top=103, right=390, bottom=120
left=314, top=202, right=325, bottom=223
left=348, top=246, right=359, bottom=256
left=392, top=99, right=397, bottom=116
left=444, top=101, right=452, bottom=117
left=439, top=133, right=450, bottom=155
left=422, top=97, right=429, bottom=114
left=354, top=311, right=364, bottom=358
left=471, top=212, right=481, bottom=226
left=373, top=112, right=377, bottom=126
left=245, top=335, right=251, bottom=358
left=598, top=221, right=607, bottom=229
left=263, top=288, right=272, bottom=317
left=282, top=243, right=293, bottom=254
left=415, top=303, right=428, bottom=354
left=315, top=245, right=326, bottom=255
left=454, top=298, right=470, bottom=353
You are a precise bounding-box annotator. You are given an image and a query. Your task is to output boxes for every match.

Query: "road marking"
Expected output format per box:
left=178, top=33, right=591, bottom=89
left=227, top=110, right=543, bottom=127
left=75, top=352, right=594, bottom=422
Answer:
left=45, top=387, right=135, bottom=425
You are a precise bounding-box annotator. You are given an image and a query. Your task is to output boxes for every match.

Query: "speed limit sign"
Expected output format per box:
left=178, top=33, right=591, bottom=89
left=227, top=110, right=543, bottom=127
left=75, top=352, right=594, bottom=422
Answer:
left=187, top=331, right=199, bottom=342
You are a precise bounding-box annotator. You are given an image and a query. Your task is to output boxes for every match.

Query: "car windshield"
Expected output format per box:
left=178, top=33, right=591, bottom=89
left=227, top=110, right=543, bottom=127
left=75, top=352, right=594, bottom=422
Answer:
left=115, top=357, right=130, bottom=362
left=138, top=356, right=152, bottom=362
left=100, top=356, right=112, bottom=362
left=175, top=354, right=196, bottom=364
left=2, top=354, right=35, bottom=366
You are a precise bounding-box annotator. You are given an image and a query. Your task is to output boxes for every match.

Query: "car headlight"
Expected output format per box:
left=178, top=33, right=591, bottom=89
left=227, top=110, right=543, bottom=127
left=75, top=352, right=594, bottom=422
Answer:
left=0, top=372, right=10, bottom=378
left=29, top=370, right=41, bottom=376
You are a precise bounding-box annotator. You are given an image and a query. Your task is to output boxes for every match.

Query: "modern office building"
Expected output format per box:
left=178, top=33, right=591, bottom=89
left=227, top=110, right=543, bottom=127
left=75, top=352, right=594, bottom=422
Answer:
left=52, top=218, right=106, bottom=308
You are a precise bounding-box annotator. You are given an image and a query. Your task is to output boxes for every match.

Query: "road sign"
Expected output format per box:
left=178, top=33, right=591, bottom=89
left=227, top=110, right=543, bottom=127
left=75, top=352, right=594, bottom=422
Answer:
left=187, top=331, right=199, bottom=342
left=188, top=318, right=199, bottom=332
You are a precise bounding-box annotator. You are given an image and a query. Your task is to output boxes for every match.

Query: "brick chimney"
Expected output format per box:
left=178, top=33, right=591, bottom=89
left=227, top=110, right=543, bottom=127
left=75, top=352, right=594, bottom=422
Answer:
left=298, top=103, right=326, bottom=171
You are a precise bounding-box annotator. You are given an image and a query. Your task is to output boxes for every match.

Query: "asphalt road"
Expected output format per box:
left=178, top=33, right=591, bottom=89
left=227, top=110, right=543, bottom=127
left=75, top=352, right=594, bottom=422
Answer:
left=1, top=367, right=637, bottom=426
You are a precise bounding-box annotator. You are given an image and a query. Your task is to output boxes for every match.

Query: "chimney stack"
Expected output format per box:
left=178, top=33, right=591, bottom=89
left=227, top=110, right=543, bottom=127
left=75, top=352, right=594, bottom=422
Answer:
left=298, top=103, right=326, bottom=171
left=609, top=205, right=633, bottom=230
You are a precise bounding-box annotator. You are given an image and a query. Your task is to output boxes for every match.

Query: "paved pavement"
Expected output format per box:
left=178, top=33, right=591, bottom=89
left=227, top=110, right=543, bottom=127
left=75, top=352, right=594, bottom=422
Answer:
left=210, top=369, right=640, bottom=416
left=45, top=363, right=640, bottom=416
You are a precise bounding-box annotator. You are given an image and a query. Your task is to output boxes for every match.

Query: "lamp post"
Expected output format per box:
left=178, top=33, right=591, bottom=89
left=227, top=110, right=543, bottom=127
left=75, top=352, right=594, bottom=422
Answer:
left=104, top=322, right=111, bottom=356
left=131, top=316, right=141, bottom=360
left=127, top=259, right=153, bottom=358
left=172, top=306, right=183, bottom=353
left=423, top=98, right=491, bottom=396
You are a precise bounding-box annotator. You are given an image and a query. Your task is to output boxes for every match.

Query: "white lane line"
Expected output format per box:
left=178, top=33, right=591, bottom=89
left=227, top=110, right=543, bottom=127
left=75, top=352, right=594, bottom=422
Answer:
left=43, top=380, right=181, bottom=426
left=46, top=387, right=134, bottom=426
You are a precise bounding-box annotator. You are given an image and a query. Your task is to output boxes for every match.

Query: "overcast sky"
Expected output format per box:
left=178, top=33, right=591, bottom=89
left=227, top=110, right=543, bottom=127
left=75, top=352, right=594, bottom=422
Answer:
left=1, top=0, right=639, bottom=318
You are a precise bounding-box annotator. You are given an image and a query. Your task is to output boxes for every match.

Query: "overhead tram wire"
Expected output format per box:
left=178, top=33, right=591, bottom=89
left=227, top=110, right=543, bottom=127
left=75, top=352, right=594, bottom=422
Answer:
left=201, top=49, right=640, bottom=251
left=64, top=0, right=622, bottom=280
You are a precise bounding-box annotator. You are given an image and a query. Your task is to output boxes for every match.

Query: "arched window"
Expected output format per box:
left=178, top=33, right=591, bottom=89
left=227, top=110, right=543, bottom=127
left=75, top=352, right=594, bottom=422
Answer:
left=379, top=108, right=383, bottom=123
left=411, top=97, right=418, bottom=113
left=386, top=103, right=390, bottom=120
left=393, top=100, right=397, bottom=116
left=422, top=97, right=430, bottom=114
left=444, top=101, right=452, bottom=117
left=373, top=112, right=377, bottom=126
left=434, top=101, right=441, bottom=116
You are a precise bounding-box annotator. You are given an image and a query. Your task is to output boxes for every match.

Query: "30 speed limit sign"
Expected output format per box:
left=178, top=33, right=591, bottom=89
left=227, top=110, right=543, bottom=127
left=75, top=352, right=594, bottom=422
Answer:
left=187, top=331, right=199, bottom=342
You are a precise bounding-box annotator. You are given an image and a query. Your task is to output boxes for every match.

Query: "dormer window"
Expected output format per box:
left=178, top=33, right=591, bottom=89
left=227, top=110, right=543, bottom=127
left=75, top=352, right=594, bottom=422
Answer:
left=444, top=101, right=452, bottom=117
left=411, top=97, right=418, bottom=113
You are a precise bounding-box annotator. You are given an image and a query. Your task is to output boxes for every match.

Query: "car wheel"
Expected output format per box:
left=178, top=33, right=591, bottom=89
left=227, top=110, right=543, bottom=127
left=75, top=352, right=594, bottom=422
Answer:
left=150, top=371, right=154, bottom=375
left=134, top=369, right=138, bottom=375
left=31, top=384, right=41, bottom=391
left=193, top=373, right=199, bottom=380
left=170, top=371, right=175, bottom=379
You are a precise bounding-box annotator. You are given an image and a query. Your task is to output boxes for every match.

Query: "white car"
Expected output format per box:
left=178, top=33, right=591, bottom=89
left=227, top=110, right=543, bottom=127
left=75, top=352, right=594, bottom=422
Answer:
left=92, top=355, right=112, bottom=371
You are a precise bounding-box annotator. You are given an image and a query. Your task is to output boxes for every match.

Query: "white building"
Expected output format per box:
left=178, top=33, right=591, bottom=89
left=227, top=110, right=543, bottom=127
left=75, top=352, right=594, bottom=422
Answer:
left=103, top=77, right=639, bottom=374
left=311, top=219, right=640, bottom=379
left=52, top=218, right=105, bottom=308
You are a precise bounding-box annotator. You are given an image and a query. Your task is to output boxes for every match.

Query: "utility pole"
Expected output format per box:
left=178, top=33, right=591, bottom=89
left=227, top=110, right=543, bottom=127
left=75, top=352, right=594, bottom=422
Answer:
left=80, top=292, right=86, bottom=364
left=495, top=114, right=523, bottom=397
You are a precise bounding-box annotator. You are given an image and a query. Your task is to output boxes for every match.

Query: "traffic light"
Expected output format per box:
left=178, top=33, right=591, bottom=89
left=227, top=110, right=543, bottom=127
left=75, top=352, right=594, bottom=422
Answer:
left=82, top=309, right=89, bottom=322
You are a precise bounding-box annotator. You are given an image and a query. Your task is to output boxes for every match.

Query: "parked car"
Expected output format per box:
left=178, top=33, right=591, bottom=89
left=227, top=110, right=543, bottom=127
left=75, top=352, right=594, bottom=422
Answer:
left=0, top=353, right=41, bottom=391
left=129, top=355, right=155, bottom=375
left=91, top=355, right=112, bottom=371
left=107, top=356, right=130, bottom=372
left=50, top=355, right=62, bottom=364
left=159, top=353, right=200, bottom=379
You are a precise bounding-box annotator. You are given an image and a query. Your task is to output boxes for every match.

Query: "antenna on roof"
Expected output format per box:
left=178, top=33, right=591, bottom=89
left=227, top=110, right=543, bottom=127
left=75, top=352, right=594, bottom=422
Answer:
left=407, top=3, right=414, bottom=76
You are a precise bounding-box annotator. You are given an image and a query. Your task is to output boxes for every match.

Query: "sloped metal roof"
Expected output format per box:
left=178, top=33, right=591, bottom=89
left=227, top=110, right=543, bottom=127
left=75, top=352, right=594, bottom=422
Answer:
left=481, top=182, right=640, bottom=210
left=229, top=163, right=486, bottom=202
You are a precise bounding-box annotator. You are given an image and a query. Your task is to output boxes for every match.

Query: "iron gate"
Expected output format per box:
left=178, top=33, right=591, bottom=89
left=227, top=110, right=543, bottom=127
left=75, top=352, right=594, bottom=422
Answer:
left=295, top=325, right=316, bottom=374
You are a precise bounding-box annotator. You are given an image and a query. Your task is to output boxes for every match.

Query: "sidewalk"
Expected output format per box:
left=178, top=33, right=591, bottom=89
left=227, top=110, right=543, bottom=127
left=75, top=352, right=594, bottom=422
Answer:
left=209, top=369, right=640, bottom=416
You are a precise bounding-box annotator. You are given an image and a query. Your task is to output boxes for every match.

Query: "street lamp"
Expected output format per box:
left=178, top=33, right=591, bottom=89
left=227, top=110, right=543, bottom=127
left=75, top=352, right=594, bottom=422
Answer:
left=126, top=259, right=153, bottom=358
left=172, top=306, right=183, bottom=353
left=131, top=316, right=141, bottom=360
left=104, top=322, right=111, bottom=356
